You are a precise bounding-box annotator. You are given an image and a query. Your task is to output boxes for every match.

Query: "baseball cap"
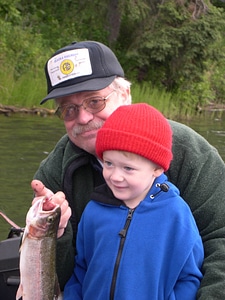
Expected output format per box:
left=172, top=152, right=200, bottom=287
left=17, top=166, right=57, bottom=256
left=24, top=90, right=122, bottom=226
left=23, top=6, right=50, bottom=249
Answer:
left=40, top=41, right=124, bottom=104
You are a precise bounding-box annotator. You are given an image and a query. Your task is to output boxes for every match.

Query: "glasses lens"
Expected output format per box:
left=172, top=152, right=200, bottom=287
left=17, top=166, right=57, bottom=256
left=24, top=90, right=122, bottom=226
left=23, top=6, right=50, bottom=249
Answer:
left=56, top=105, right=78, bottom=121
left=84, top=98, right=106, bottom=113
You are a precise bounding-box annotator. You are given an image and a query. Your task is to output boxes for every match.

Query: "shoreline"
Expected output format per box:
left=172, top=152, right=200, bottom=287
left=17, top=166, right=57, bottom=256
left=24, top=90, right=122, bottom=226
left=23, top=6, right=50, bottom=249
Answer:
left=0, top=104, right=55, bottom=117
left=1, top=103, right=225, bottom=118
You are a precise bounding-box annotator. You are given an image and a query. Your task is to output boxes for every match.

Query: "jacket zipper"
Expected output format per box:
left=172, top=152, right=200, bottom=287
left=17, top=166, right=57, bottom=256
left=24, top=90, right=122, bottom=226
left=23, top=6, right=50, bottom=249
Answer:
left=109, top=208, right=134, bottom=300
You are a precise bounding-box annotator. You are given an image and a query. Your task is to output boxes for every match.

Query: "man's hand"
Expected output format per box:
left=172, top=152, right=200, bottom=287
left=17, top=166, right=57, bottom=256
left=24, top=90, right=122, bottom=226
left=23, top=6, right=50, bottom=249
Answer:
left=31, top=180, right=72, bottom=238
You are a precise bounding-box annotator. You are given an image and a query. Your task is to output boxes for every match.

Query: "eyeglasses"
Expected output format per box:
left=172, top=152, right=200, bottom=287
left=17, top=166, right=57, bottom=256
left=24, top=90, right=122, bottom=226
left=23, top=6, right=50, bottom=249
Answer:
left=55, top=90, right=115, bottom=121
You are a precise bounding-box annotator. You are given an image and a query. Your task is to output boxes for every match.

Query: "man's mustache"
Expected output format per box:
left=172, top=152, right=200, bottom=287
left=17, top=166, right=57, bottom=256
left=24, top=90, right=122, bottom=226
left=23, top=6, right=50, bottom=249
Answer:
left=72, top=120, right=104, bottom=137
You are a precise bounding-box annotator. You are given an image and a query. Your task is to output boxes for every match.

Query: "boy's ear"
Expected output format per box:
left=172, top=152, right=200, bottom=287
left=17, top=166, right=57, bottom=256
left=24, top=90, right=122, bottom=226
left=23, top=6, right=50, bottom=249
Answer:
left=154, top=167, right=164, bottom=178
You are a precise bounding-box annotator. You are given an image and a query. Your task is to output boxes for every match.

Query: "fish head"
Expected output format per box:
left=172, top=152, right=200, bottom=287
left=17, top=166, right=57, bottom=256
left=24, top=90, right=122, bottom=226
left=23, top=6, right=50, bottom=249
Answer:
left=25, top=197, right=61, bottom=239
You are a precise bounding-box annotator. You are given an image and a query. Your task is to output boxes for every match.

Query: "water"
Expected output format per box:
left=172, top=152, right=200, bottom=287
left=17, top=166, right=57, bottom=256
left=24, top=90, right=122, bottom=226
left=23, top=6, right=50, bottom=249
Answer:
left=180, top=110, right=225, bottom=160
left=0, top=114, right=65, bottom=240
left=0, top=111, right=225, bottom=241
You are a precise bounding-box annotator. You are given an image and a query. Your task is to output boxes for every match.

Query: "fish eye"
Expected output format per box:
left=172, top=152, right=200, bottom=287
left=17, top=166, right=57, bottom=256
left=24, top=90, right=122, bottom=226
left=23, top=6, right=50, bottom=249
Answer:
left=47, top=215, right=54, bottom=223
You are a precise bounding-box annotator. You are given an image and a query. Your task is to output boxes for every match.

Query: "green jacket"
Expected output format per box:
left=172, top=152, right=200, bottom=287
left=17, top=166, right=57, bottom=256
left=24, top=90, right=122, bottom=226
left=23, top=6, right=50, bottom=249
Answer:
left=34, top=119, right=225, bottom=299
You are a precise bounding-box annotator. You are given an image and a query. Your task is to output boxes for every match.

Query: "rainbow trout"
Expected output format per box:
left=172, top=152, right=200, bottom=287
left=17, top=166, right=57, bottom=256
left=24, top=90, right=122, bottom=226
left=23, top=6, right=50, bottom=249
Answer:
left=16, top=197, right=62, bottom=300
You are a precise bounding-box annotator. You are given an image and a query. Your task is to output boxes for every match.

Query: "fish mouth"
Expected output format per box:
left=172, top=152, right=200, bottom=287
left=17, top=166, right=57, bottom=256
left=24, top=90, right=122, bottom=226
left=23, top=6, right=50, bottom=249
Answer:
left=26, top=199, right=61, bottom=236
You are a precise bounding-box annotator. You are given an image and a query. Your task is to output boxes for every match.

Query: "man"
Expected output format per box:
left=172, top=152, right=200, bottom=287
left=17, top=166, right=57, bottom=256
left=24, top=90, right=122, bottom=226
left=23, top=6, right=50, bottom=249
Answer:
left=33, top=41, right=225, bottom=299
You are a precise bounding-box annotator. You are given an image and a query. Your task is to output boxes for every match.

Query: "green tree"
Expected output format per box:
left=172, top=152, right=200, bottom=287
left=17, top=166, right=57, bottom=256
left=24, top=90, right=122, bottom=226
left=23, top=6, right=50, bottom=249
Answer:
left=118, top=1, right=224, bottom=87
left=1, top=0, right=225, bottom=108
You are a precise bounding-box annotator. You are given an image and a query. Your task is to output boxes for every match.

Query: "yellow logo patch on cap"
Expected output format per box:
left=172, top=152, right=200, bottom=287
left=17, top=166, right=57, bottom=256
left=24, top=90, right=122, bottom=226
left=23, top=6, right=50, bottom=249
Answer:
left=60, top=59, right=74, bottom=75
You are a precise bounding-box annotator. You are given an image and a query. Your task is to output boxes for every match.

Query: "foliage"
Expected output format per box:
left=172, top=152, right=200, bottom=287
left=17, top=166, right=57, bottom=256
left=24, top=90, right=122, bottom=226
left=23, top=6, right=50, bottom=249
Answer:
left=0, top=0, right=21, bottom=22
left=211, top=0, right=225, bottom=9
left=119, top=1, right=225, bottom=93
left=0, top=4, right=50, bottom=79
left=0, top=0, right=225, bottom=115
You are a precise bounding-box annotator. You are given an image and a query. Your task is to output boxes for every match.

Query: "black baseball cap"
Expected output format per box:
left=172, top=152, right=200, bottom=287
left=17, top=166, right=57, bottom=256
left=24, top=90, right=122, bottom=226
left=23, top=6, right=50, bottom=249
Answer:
left=40, top=41, right=124, bottom=104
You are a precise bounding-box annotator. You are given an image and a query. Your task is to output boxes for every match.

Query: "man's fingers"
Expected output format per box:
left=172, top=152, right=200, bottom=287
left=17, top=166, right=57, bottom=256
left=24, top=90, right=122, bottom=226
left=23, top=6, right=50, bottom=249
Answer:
left=51, top=191, right=66, bottom=206
left=59, top=206, right=72, bottom=230
left=30, top=180, right=71, bottom=238
left=31, top=179, right=53, bottom=198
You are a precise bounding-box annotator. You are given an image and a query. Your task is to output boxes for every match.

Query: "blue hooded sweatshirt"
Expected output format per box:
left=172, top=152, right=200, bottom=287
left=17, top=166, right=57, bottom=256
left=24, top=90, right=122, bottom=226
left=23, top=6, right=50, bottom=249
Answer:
left=64, top=173, right=204, bottom=300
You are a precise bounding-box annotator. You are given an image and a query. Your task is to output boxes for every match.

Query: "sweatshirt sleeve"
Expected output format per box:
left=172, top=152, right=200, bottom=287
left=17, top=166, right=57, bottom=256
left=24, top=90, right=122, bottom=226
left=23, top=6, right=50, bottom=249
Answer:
left=56, top=222, right=75, bottom=291
left=63, top=266, right=83, bottom=300
left=63, top=216, right=86, bottom=300
left=171, top=239, right=203, bottom=300
left=167, top=120, right=225, bottom=299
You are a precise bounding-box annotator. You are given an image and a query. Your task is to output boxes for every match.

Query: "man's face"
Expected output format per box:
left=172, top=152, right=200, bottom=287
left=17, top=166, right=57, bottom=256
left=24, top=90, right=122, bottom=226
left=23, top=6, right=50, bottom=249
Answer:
left=56, top=87, right=129, bottom=155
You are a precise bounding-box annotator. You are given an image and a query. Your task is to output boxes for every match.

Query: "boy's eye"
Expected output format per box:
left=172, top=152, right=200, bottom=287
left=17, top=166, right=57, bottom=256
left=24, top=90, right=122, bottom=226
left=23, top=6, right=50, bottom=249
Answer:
left=104, top=160, right=112, bottom=167
left=124, top=166, right=134, bottom=171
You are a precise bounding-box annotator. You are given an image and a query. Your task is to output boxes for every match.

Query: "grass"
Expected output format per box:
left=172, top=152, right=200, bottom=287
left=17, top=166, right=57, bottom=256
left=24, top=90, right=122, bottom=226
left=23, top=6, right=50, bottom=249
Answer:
left=131, top=83, right=196, bottom=120
left=0, top=66, right=201, bottom=118
left=0, top=67, right=55, bottom=110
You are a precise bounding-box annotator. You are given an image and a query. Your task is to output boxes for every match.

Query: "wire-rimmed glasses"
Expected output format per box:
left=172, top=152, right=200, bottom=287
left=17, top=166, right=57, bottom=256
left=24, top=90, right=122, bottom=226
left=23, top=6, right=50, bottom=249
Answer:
left=55, top=91, right=115, bottom=121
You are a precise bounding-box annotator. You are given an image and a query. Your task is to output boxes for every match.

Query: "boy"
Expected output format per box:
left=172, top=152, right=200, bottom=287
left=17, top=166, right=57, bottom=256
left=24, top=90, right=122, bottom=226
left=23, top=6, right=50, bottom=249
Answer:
left=63, top=103, right=204, bottom=300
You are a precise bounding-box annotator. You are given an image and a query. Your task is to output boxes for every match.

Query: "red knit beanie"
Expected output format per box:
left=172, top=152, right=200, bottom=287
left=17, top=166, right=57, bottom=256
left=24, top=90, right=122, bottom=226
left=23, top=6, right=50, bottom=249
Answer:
left=96, top=103, right=173, bottom=171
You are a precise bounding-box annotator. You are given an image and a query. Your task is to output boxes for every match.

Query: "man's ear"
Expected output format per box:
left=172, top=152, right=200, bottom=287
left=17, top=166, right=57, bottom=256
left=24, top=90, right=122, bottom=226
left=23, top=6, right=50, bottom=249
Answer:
left=121, top=87, right=131, bottom=105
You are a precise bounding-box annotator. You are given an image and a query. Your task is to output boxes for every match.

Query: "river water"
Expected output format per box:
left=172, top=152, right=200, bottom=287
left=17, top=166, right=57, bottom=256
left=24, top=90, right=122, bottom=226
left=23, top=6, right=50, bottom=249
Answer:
left=0, top=111, right=225, bottom=241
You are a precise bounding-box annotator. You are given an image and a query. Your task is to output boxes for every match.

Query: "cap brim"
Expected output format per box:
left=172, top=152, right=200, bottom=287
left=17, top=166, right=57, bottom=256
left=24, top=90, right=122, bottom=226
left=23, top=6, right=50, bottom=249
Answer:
left=40, top=75, right=116, bottom=104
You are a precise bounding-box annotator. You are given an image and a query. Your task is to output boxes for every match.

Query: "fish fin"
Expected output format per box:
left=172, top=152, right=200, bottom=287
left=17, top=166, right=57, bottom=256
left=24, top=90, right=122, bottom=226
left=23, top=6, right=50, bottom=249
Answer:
left=16, top=283, right=23, bottom=300
left=53, top=292, right=63, bottom=300
left=22, top=225, right=29, bottom=241
left=57, top=292, right=64, bottom=300
left=54, top=276, right=62, bottom=300
left=18, top=226, right=28, bottom=251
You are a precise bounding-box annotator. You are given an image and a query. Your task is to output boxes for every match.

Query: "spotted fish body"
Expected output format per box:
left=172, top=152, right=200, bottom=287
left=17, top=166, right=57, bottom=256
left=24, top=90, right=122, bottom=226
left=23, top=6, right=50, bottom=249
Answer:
left=16, top=197, right=62, bottom=300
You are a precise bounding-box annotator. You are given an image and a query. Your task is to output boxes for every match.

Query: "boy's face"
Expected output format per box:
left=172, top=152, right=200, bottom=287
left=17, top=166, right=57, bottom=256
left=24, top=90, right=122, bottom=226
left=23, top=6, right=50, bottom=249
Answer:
left=102, top=150, right=163, bottom=208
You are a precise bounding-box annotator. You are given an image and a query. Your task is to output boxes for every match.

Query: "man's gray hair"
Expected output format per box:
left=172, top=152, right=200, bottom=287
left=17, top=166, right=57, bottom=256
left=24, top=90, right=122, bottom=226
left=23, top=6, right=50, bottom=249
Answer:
left=110, top=77, right=132, bottom=104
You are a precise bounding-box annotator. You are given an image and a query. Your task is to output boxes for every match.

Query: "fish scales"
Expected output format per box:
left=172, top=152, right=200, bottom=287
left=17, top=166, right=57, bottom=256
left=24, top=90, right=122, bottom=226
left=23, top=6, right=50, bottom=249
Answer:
left=19, top=237, right=57, bottom=299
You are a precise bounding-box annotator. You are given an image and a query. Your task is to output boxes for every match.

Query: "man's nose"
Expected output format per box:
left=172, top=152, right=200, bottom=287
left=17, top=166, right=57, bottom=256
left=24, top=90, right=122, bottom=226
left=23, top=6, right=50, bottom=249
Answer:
left=76, top=106, right=94, bottom=124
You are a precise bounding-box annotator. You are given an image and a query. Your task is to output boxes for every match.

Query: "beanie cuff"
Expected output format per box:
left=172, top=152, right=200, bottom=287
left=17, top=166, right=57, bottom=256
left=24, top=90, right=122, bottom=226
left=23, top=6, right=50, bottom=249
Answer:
left=96, top=129, right=172, bottom=171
